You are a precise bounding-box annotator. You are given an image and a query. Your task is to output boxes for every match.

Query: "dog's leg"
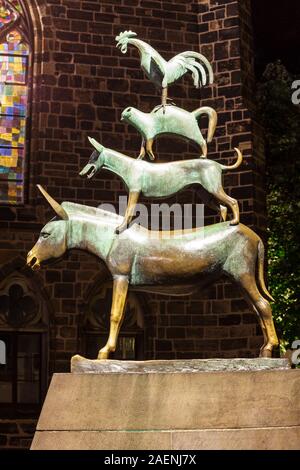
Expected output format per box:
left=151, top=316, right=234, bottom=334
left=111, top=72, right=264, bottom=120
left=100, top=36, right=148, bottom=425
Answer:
left=146, top=138, right=155, bottom=160
left=98, top=275, right=129, bottom=359
left=138, top=139, right=146, bottom=160
left=196, top=188, right=227, bottom=222
left=115, top=191, right=140, bottom=234
left=213, top=188, right=240, bottom=225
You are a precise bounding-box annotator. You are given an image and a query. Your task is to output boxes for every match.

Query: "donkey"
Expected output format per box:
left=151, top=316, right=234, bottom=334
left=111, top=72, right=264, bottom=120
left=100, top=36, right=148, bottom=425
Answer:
left=27, top=185, right=278, bottom=360
left=80, top=137, right=242, bottom=234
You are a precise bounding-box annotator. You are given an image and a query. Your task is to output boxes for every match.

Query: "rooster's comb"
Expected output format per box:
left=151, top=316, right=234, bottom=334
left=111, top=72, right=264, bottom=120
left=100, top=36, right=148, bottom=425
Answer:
left=115, top=30, right=137, bottom=42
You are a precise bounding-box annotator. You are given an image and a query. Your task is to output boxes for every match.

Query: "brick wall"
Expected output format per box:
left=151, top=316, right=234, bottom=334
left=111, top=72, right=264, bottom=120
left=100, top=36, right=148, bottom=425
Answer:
left=0, top=0, right=266, bottom=448
left=0, top=419, right=35, bottom=449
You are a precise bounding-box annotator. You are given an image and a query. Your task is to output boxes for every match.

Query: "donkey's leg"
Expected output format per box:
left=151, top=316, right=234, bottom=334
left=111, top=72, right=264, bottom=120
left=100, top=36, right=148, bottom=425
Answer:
left=243, top=289, right=269, bottom=351
left=213, top=187, right=240, bottom=225
left=98, top=276, right=129, bottom=359
left=238, top=274, right=279, bottom=357
left=146, top=138, right=155, bottom=160
left=115, top=191, right=140, bottom=234
left=138, top=139, right=146, bottom=160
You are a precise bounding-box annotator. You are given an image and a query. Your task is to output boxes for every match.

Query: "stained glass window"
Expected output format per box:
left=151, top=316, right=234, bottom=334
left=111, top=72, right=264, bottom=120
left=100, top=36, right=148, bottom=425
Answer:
left=0, top=1, right=31, bottom=204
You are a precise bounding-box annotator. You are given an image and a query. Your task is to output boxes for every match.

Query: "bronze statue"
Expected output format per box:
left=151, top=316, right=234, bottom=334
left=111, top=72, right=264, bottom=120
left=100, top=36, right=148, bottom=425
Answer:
left=25, top=31, right=279, bottom=362
left=116, top=30, right=213, bottom=110
left=121, top=105, right=217, bottom=160
left=27, top=186, right=278, bottom=360
left=80, top=137, right=242, bottom=233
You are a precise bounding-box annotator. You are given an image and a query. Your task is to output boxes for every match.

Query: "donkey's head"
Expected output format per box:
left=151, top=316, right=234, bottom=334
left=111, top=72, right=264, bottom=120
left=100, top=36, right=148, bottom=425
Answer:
left=27, top=186, right=69, bottom=271
left=79, top=137, right=105, bottom=179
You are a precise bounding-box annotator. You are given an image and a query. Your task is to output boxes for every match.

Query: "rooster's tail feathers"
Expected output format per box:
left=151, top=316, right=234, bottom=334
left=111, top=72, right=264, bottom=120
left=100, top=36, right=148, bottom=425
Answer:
left=180, top=51, right=214, bottom=85
left=185, top=59, right=208, bottom=87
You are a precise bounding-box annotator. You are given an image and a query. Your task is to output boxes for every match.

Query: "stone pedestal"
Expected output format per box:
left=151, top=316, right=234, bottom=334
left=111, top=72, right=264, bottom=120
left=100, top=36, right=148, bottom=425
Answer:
left=31, top=357, right=300, bottom=450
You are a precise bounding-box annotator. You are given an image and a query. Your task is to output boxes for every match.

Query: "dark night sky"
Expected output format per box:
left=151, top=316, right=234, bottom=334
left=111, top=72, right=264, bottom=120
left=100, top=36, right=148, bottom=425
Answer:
left=251, top=0, right=300, bottom=77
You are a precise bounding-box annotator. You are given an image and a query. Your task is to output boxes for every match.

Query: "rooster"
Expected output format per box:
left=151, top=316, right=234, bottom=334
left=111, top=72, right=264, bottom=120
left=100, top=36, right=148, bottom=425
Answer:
left=116, top=31, right=213, bottom=111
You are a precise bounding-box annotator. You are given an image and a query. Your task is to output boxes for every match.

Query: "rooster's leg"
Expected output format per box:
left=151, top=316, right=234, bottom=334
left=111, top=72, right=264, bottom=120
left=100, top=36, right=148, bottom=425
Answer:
left=154, top=87, right=172, bottom=114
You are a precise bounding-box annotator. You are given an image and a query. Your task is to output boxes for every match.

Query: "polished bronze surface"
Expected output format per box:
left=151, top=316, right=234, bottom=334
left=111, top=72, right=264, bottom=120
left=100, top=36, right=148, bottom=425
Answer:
left=27, top=186, right=278, bottom=360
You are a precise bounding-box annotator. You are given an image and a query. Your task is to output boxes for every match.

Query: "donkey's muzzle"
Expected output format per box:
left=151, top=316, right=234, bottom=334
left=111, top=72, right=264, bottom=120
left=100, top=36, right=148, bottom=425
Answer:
left=27, top=251, right=40, bottom=271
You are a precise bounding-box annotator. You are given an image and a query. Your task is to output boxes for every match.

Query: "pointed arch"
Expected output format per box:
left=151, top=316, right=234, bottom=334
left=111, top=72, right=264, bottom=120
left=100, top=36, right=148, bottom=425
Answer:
left=0, top=254, right=54, bottom=417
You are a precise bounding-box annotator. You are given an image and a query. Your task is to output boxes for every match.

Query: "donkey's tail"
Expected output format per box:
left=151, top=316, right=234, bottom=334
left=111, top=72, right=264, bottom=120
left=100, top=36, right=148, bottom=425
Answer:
left=257, top=239, right=275, bottom=302
left=220, top=148, right=243, bottom=170
left=193, top=106, right=217, bottom=142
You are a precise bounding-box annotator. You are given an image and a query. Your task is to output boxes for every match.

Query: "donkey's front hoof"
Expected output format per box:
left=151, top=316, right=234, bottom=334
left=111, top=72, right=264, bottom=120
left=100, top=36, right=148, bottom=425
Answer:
left=98, top=350, right=110, bottom=360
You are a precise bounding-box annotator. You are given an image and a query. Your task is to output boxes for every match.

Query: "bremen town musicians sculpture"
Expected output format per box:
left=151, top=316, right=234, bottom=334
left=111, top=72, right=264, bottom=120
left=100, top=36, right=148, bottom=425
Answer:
left=27, top=32, right=279, bottom=360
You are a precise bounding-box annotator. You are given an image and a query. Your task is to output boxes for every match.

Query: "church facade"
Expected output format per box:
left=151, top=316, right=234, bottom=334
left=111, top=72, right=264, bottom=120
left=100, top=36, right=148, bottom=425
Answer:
left=0, top=0, right=267, bottom=449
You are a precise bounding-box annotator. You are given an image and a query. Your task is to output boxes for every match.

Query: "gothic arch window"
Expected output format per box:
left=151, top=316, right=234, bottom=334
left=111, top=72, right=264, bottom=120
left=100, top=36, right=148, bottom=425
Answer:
left=82, top=281, right=145, bottom=360
left=0, top=1, right=32, bottom=204
left=0, top=271, right=49, bottom=418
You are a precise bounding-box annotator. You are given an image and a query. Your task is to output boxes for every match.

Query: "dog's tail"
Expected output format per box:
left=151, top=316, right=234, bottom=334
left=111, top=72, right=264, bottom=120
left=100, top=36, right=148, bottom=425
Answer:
left=220, top=148, right=243, bottom=170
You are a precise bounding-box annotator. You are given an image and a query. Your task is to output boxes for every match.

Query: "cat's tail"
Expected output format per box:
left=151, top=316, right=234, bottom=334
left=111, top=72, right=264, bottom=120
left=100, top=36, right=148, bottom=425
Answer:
left=193, top=106, right=217, bottom=143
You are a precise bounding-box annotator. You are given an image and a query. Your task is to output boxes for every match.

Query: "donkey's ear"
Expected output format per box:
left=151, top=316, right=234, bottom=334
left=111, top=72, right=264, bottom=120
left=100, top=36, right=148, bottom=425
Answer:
left=88, top=136, right=104, bottom=153
left=37, top=185, right=68, bottom=220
